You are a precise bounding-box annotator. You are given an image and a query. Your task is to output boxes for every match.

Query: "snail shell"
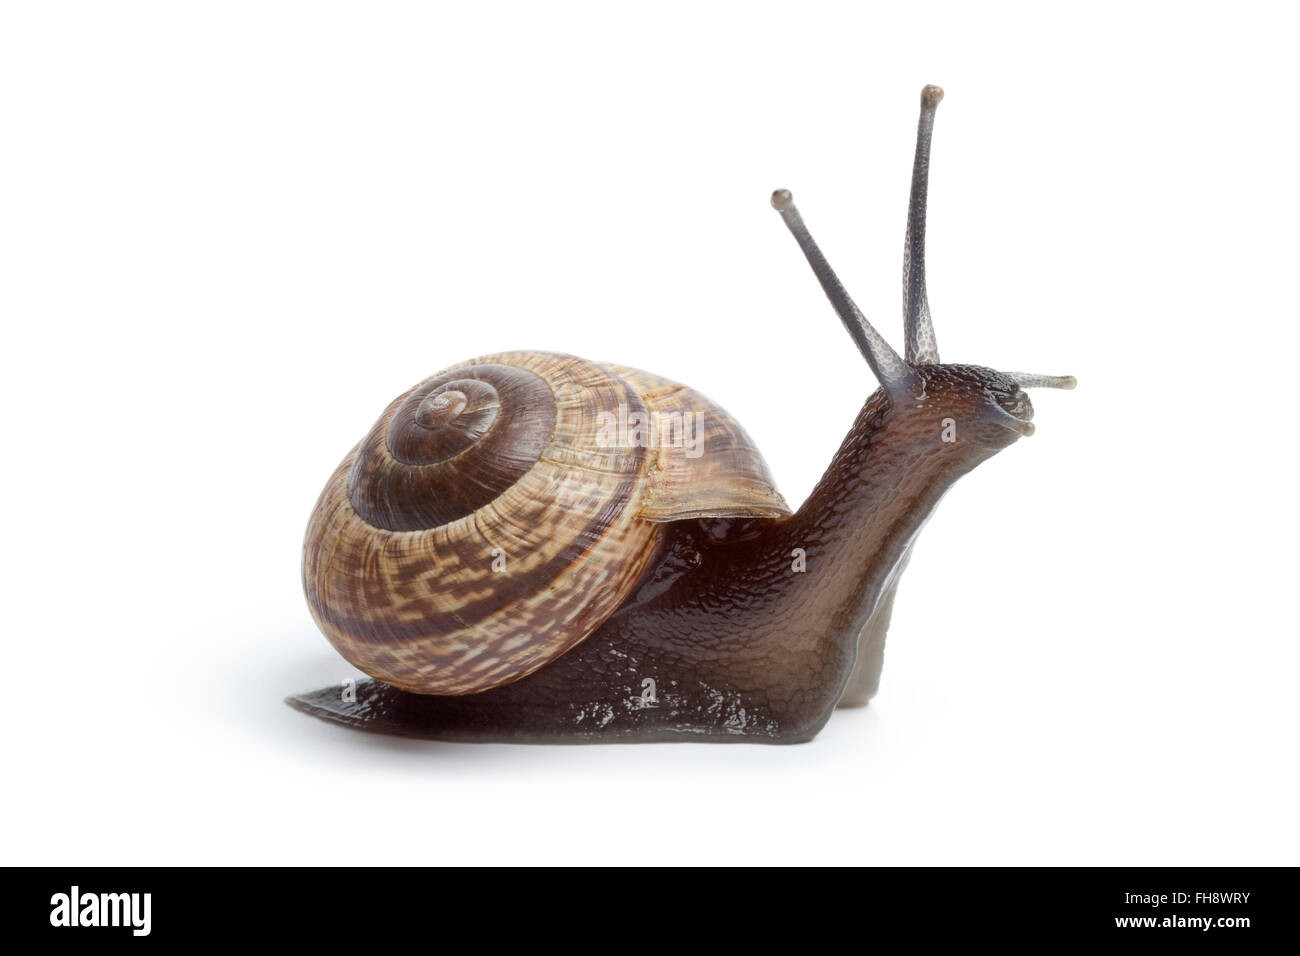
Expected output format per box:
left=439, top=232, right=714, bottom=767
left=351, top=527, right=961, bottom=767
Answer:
left=303, top=350, right=790, bottom=695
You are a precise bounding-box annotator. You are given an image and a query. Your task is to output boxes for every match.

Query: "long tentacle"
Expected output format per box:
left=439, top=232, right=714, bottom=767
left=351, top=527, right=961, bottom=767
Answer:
left=771, top=189, right=916, bottom=394
left=904, top=85, right=944, bottom=365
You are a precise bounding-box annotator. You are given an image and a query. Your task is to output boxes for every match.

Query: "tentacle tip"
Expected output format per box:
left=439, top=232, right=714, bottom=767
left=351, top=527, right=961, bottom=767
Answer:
left=1021, top=421, right=1036, bottom=437
left=1060, top=375, right=1078, bottom=390
left=922, top=84, right=944, bottom=108
left=770, top=188, right=794, bottom=211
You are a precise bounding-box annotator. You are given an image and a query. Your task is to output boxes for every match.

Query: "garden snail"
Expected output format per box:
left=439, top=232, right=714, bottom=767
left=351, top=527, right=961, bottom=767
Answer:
left=289, top=86, right=1075, bottom=743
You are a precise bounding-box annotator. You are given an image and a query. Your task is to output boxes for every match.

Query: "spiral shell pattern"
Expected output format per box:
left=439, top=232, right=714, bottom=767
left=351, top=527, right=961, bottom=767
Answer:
left=303, top=350, right=789, bottom=695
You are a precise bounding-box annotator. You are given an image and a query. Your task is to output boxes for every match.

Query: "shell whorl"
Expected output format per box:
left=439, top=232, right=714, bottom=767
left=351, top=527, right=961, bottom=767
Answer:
left=348, top=365, right=557, bottom=531
left=303, top=350, right=791, bottom=696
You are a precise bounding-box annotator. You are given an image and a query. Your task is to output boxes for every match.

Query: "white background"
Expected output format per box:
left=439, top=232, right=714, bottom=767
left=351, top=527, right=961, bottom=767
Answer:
left=3, top=2, right=1297, bottom=866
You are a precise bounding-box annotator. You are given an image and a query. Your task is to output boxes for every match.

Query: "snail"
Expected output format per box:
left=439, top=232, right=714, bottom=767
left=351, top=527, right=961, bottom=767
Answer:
left=288, top=85, right=1075, bottom=743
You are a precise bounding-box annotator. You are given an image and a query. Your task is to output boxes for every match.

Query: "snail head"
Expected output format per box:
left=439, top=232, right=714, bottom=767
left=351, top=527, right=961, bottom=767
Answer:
left=771, top=85, right=1073, bottom=452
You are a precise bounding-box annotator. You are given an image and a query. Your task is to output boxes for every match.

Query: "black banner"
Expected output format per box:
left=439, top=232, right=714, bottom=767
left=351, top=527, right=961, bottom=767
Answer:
left=9, top=866, right=1296, bottom=945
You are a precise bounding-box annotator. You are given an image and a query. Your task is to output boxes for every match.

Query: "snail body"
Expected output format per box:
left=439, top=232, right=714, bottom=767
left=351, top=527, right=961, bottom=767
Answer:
left=289, top=86, right=1075, bottom=743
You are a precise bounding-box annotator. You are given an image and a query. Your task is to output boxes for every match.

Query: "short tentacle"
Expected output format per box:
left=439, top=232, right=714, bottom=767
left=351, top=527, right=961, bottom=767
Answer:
left=1006, top=372, right=1077, bottom=390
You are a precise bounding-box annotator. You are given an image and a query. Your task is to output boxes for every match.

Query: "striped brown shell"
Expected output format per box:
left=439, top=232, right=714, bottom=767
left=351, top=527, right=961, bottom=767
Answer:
left=303, top=350, right=790, bottom=695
